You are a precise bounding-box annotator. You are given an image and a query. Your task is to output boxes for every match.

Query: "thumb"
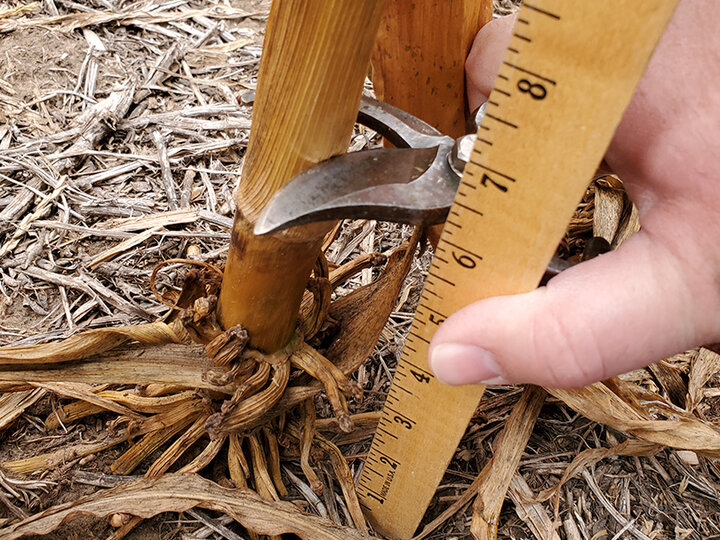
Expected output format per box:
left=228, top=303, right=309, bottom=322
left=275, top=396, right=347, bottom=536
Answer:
left=428, top=231, right=715, bottom=388
left=466, top=13, right=517, bottom=110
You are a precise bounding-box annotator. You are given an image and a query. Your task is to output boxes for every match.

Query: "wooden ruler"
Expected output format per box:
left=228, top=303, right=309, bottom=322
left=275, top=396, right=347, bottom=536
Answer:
left=356, top=1, right=679, bottom=538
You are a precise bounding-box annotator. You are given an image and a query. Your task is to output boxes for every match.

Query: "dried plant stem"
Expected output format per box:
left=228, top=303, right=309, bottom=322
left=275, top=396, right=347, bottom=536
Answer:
left=293, top=343, right=361, bottom=430
left=370, top=0, right=492, bottom=245
left=313, top=434, right=367, bottom=534
left=179, top=434, right=227, bottom=474
left=300, top=398, right=323, bottom=494
left=3, top=436, right=129, bottom=475
left=248, top=432, right=279, bottom=502
left=228, top=434, right=250, bottom=489
left=471, top=385, right=547, bottom=540
left=218, top=0, right=386, bottom=352
left=145, top=415, right=208, bottom=477
left=328, top=252, right=386, bottom=288
left=0, top=474, right=372, bottom=540
left=111, top=413, right=198, bottom=475
left=262, top=427, right=288, bottom=497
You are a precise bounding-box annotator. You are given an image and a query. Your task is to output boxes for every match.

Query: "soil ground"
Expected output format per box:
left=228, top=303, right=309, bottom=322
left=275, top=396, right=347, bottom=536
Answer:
left=0, top=1, right=719, bottom=539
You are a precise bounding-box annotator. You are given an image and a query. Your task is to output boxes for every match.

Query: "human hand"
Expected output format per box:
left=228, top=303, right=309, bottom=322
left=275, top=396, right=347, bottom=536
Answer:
left=428, top=1, right=720, bottom=388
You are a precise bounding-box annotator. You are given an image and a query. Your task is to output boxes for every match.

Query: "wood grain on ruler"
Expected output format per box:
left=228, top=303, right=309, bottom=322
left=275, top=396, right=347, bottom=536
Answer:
left=357, top=2, right=679, bottom=539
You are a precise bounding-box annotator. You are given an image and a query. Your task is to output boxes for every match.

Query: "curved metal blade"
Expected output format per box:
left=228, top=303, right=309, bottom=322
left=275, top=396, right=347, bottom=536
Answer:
left=357, top=95, right=452, bottom=149
left=254, top=145, right=458, bottom=235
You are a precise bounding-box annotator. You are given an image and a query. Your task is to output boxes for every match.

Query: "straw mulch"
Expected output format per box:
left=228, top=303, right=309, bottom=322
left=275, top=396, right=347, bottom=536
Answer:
left=0, top=1, right=719, bottom=539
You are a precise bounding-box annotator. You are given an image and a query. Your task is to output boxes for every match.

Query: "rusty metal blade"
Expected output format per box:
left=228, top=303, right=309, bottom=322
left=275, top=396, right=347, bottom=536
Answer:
left=254, top=145, right=458, bottom=235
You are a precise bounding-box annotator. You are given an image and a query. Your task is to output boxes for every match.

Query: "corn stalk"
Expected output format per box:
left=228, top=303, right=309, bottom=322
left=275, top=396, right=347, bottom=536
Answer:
left=217, top=0, right=387, bottom=352
left=371, top=0, right=493, bottom=245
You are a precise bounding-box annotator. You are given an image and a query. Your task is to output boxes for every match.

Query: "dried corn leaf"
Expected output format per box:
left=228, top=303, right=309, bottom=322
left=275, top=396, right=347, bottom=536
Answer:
left=145, top=415, right=208, bottom=477
left=507, top=474, right=561, bottom=540
left=0, top=2, right=38, bottom=19
left=0, top=322, right=184, bottom=365
left=112, top=413, right=199, bottom=475
left=647, top=360, right=686, bottom=407
left=0, top=343, right=232, bottom=393
left=687, top=347, right=720, bottom=412
left=33, top=383, right=143, bottom=420
left=612, top=200, right=640, bottom=249
left=550, top=381, right=720, bottom=457
left=472, top=386, right=547, bottom=540
left=593, top=182, right=625, bottom=243
left=0, top=389, right=45, bottom=431
left=329, top=252, right=387, bottom=288
left=0, top=474, right=370, bottom=540
left=4, top=436, right=128, bottom=474
left=534, top=439, right=659, bottom=503
left=327, top=236, right=417, bottom=374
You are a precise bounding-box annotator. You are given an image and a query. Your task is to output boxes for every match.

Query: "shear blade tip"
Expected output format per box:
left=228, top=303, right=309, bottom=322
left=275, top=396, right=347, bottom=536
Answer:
left=253, top=216, right=278, bottom=236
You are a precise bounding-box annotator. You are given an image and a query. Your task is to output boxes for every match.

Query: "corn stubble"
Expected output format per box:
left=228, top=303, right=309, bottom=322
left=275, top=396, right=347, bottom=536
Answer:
left=0, top=229, right=416, bottom=537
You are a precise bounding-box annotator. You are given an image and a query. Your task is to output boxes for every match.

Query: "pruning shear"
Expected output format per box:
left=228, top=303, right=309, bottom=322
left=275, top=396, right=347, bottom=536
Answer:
left=254, top=95, right=484, bottom=235
left=254, top=96, right=608, bottom=275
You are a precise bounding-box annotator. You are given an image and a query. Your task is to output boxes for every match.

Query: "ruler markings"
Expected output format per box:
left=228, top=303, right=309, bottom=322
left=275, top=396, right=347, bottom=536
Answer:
left=392, top=383, right=413, bottom=396
left=417, top=303, right=448, bottom=319
left=484, top=112, right=518, bottom=129
left=422, top=288, right=442, bottom=299
left=470, top=161, right=516, bottom=182
left=373, top=448, right=400, bottom=463
left=444, top=218, right=463, bottom=229
left=402, top=359, right=433, bottom=377
left=523, top=2, right=561, bottom=19
left=513, top=32, right=532, bottom=42
left=385, top=406, right=415, bottom=423
left=502, top=60, right=556, bottom=85
left=359, top=2, right=679, bottom=537
left=453, top=200, right=484, bottom=216
left=440, top=239, right=483, bottom=261
left=376, top=427, right=398, bottom=440
left=427, top=270, right=455, bottom=287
